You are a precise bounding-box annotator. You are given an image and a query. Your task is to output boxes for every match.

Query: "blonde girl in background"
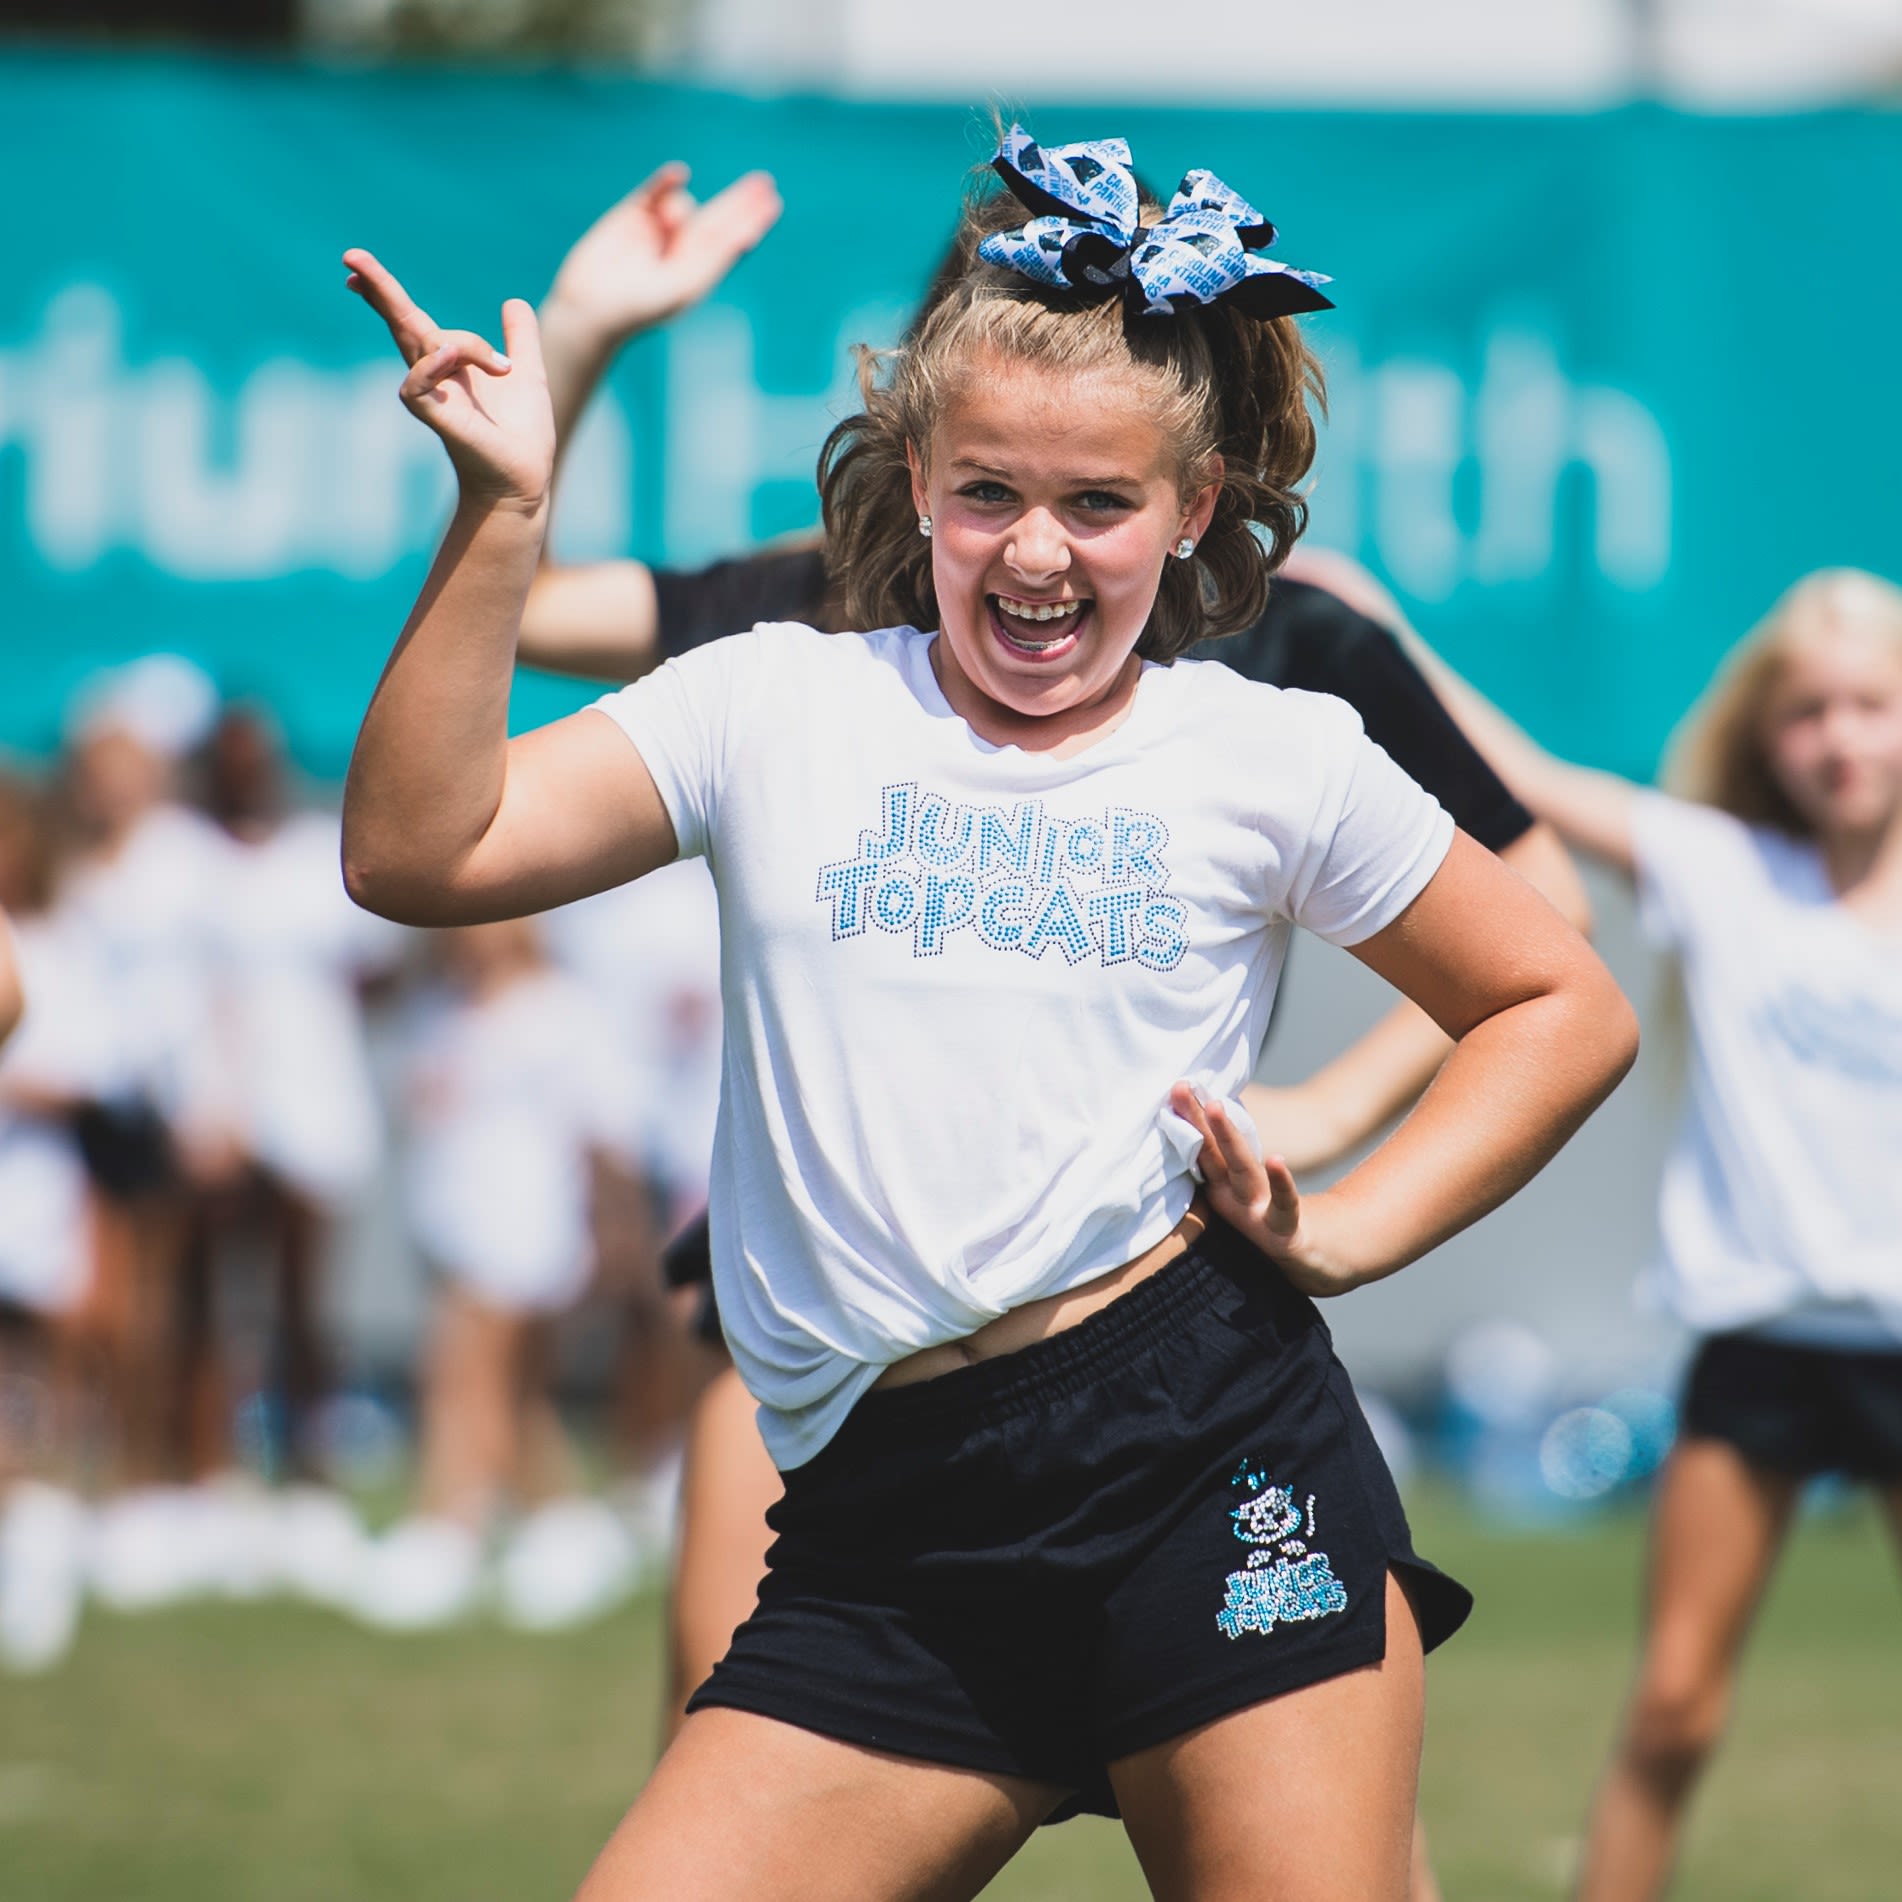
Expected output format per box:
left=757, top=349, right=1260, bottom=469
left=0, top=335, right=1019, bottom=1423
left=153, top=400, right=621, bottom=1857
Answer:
left=340, top=124, right=1635, bottom=1900
left=1429, top=568, right=1902, bottom=1902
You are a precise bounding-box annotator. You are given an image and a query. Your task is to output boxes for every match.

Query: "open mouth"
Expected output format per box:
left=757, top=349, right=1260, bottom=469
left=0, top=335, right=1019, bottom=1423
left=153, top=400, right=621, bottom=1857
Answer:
left=987, top=592, right=1092, bottom=661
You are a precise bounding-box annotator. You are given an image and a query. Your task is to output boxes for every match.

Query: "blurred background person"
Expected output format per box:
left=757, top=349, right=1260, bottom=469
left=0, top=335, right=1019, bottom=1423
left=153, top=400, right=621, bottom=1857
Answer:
left=1425, top=567, right=1902, bottom=1902
left=187, top=704, right=409, bottom=1490
left=543, top=861, right=722, bottom=1545
left=49, top=657, right=242, bottom=1606
left=0, top=772, right=122, bottom=1672
left=354, top=916, right=640, bottom=1633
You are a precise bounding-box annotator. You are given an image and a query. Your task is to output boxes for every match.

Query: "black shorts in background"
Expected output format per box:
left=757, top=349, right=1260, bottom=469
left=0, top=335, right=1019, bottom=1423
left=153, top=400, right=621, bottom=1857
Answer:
left=1682, top=1333, right=1902, bottom=1480
left=690, top=1218, right=1470, bottom=1819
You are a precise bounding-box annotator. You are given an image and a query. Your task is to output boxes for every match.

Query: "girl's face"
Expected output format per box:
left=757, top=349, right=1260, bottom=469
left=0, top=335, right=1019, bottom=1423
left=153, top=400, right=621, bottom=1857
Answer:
left=1762, top=629, right=1902, bottom=838
left=910, top=355, right=1217, bottom=737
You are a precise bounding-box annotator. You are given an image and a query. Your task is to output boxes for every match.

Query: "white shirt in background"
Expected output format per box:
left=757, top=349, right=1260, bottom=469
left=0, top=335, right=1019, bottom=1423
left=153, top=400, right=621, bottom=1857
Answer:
left=1633, top=792, right=1902, bottom=1347
left=207, top=810, right=407, bottom=1206
left=58, top=803, right=226, bottom=1131
left=544, top=858, right=722, bottom=1209
left=595, top=622, right=1454, bottom=1466
left=400, top=967, right=637, bottom=1314
left=0, top=914, right=121, bottom=1313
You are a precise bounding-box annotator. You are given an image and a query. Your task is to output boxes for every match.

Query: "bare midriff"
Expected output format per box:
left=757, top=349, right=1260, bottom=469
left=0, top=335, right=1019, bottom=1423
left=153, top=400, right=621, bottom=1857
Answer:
left=872, top=1198, right=1209, bottom=1391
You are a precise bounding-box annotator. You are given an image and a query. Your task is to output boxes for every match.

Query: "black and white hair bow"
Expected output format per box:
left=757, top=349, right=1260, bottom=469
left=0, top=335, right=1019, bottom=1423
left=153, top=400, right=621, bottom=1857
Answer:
left=976, top=124, right=1333, bottom=320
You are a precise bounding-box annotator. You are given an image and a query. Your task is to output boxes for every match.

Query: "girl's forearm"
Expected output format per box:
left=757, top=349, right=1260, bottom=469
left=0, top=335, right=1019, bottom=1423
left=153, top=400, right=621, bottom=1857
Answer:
left=1316, top=974, right=1637, bottom=1283
left=343, top=491, right=547, bottom=915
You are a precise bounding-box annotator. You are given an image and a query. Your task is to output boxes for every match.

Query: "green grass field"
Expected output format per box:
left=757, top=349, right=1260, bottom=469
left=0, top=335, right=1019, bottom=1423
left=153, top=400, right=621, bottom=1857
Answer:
left=5, top=1489, right=1900, bottom=1900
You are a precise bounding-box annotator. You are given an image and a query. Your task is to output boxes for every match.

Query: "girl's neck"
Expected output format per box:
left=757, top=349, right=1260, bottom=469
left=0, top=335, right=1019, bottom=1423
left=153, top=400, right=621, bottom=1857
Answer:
left=1818, top=808, right=1902, bottom=927
left=928, top=640, right=1144, bottom=759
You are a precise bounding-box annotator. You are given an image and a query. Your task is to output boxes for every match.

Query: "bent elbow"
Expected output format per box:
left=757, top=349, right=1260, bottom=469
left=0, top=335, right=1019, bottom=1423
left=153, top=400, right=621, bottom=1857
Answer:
left=341, top=844, right=432, bottom=926
left=341, top=850, right=399, bottom=921
left=1591, top=978, right=1642, bottom=1092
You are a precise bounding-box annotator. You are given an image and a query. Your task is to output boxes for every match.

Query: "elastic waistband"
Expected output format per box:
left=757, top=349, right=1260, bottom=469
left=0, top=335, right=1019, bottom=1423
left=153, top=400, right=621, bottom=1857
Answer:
left=842, top=1221, right=1280, bottom=1443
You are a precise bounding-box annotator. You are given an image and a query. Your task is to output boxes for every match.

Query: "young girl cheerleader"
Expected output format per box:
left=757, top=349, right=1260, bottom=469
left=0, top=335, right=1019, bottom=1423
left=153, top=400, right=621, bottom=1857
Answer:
left=1426, top=567, right=1902, bottom=1902
left=506, top=165, right=1589, bottom=1766
left=341, top=126, right=1636, bottom=1899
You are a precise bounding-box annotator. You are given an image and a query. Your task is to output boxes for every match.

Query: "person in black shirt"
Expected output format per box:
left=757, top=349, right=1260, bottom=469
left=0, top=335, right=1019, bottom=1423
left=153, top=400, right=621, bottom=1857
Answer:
left=491, top=167, right=1590, bottom=1897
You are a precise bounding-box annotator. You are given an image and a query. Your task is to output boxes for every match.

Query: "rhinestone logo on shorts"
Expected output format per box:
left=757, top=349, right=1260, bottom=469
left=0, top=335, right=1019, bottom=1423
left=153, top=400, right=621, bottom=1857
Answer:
left=1215, top=1458, right=1349, bottom=1640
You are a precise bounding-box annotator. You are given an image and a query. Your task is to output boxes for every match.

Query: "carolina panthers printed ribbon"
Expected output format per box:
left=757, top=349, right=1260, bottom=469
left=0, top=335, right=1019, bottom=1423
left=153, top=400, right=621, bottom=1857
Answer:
left=976, top=124, right=1334, bottom=321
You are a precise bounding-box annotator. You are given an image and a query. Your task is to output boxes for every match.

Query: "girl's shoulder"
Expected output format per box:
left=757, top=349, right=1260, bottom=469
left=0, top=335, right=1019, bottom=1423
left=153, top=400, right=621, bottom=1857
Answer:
left=1150, top=656, right=1370, bottom=749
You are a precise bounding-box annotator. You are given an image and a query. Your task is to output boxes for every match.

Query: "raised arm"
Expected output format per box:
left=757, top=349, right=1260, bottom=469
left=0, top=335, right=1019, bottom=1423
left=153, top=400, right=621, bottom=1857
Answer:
left=1413, top=659, right=1639, bottom=873
left=517, top=165, right=781, bottom=681
left=1180, top=830, right=1638, bottom=1292
left=338, top=252, right=677, bottom=927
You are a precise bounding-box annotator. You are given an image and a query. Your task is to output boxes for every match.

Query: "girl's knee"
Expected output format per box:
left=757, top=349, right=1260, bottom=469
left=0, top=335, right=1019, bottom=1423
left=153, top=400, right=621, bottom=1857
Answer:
left=1625, top=1665, right=1731, bottom=1790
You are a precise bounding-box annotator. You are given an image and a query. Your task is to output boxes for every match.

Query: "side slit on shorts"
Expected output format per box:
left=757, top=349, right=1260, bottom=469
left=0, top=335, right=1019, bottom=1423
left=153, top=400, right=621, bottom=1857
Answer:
left=690, top=1216, right=1472, bottom=1820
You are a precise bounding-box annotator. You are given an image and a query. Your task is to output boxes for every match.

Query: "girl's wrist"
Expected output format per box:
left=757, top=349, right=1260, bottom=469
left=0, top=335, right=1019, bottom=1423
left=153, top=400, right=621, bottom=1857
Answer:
left=452, top=477, right=551, bottom=522
left=541, top=281, right=649, bottom=355
left=1297, top=1186, right=1409, bottom=1291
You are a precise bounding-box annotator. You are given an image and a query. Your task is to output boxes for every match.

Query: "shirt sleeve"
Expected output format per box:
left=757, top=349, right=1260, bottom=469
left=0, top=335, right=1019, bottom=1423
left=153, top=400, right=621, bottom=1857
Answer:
left=1279, top=692, right=1457, bottom=947
left=1630, top=791, right=1755, bottom=952
left=589, top=626, right=773, bottom=861
left=1262, top=588, right=1534, bottom=853
left=651, top=545, right=832, bottom=656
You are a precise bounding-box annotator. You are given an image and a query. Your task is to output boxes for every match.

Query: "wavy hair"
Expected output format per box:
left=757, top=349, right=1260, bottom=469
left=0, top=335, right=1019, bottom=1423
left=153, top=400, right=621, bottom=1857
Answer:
left=1663, top=567, right=1902, bottom=835
left=819, top=179, right=1325, bottom=662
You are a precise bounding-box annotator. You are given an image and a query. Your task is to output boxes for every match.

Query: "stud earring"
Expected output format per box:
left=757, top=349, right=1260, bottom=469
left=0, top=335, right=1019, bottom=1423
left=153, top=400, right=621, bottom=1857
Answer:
left=918, top=515, right=933, bottom=539
left=1174, top=537, right=1196, bottom=560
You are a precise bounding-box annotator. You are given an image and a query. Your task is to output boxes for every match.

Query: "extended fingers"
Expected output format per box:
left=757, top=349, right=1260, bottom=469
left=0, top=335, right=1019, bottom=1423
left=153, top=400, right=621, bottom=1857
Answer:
left=497, top=298, right=543, bottom=376
left=1260, top=1155, right=1302, bottom=1238
left=1170, top=1080, right=1234, bottom=1180
left=1204, top=1100, right=1271, bottom=1197
left=343, top=247, right=441, bottom=364
left=690, top=169, right=783, bottom=259
left=399, top=328, right=512, bottom=405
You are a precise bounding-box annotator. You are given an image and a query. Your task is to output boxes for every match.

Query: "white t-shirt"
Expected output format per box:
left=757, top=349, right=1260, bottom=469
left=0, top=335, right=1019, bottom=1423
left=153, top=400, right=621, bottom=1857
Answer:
left=594, top=623, right=1453, bottom=1467
left=0, top=914, right=119, bottom=1314
left=400, top=967, right=635, bottom=1313
left=58, top=803, right=226, bottom=1126
left=1632, top=793, right=1902, bottom=1343
left=205, top=812, right=407, bottom=1203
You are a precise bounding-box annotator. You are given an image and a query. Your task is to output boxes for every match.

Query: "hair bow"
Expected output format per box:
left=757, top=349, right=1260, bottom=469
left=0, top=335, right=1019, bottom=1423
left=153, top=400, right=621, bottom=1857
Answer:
left=975, top=124, right=1333, bottom=321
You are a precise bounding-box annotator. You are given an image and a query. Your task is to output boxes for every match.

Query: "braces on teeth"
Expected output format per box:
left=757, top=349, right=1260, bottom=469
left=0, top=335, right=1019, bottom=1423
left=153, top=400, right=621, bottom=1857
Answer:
left=997, top=598, right=1084, bottom=623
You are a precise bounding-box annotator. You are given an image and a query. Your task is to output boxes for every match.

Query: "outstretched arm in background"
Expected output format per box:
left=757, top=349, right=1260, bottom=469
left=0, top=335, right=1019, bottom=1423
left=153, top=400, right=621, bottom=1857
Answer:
left=1179, top=831, right=1639, bottom=1296
left=1241, top=819, right=1589, bottom=1170
left=1397, top=652, right=1641, bottom=874
left=338, top=253, right=678, bottom=927
left=527, top=165, right=782, bottom=680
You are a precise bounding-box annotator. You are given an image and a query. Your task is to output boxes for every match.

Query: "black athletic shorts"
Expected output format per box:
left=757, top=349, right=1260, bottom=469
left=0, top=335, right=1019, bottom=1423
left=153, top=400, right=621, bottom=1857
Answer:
left=1682, top=1331, right=1902, bottom=1480
left=688, top=1217, right=1471, bottom=1819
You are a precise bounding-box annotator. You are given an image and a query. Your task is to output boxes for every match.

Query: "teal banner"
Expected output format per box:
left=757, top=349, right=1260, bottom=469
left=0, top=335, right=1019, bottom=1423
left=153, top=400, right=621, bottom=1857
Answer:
left=4, top=53, right=1899, bottom=777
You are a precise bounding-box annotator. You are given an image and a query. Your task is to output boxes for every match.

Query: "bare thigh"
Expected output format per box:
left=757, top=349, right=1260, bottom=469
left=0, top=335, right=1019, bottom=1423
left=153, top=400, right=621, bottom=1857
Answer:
left=666, top=1358, right=782, bottom=1734
left=1111, top=1570, right=1426, bottom=1902
left=574, top=1706, right=1061, bottom=1902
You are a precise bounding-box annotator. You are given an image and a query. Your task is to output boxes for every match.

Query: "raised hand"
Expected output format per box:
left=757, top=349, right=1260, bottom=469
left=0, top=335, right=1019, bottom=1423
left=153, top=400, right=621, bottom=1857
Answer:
left=1168, top=1081, right=1359, bottom=1297
left=546, top=162, right=783, bottom=343
left=343, top=249, right=555, bottom=507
